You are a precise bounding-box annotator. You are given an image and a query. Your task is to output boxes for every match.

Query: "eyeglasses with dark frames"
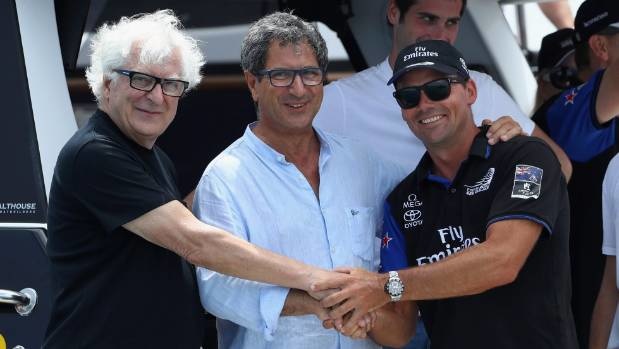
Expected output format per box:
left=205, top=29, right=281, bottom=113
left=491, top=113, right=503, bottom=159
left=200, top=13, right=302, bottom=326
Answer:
left=113, top=69, right=189, bottom=97
left=393, top=77, right=464, bottom=109
left=255, top=67, right=324, bottom=87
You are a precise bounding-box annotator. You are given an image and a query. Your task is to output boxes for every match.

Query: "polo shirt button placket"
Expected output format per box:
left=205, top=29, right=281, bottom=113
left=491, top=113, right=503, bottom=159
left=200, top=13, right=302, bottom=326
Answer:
left=449, top=187, right=456, bottom=194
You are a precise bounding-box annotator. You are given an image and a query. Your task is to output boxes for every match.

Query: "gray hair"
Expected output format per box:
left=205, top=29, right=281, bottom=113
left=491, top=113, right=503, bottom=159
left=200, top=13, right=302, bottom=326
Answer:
left=86, top=9, right=205, bottom=103
left=240, top=11, right=328, bottom=75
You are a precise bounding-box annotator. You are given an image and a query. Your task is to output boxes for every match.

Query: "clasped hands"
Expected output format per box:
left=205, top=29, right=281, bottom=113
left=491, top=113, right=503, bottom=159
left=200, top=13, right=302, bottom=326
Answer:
left=306, top=268, right=392, bottom=339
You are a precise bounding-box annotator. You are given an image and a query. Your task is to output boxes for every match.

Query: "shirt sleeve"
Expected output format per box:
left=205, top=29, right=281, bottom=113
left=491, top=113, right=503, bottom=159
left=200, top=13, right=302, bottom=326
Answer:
left=486, top=139, right=565, bottom=235
left=380, top=201, right=410, bottom=272
left=313, top=81, right=346, bottom=134
left=603, top=156, right=619, bottom=257
left=192, top=171, right=289, bottom=340
left=72, top=139, right=176, bottom=233
left=471, top=71, right=536, bottom=135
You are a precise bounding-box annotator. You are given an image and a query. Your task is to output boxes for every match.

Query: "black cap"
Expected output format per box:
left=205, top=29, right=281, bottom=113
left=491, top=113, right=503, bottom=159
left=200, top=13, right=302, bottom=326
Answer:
left=387, top=40, right=470, bottom=85
left=538, top=28, right=576, bottom=71
left=575, top=0, right=619, bottom=43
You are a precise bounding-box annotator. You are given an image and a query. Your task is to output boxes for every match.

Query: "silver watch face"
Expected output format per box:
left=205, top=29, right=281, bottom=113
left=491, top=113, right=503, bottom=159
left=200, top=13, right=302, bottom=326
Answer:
left=388, top=279, right=404, bottom=296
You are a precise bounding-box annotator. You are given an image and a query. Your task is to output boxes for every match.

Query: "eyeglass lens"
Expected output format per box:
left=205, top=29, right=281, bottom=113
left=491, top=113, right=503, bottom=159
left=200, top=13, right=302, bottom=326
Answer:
left=261, top=68, right=323, bottom=87
left=393, top=78, right=454, bottom=109
left=129, top=72, right=186, bottom=96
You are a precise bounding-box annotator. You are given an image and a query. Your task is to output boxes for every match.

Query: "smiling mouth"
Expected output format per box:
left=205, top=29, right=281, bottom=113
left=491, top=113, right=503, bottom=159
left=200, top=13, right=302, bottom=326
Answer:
left=285, top=102, right=306, bottom=109
left=136, top=107, right=160, bottom=115
left=419, top=114, right=445, bottom=124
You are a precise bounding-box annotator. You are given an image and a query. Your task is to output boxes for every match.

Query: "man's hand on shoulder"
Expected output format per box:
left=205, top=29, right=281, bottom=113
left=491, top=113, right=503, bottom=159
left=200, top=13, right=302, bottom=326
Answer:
left=482, top=116, right=526, bottom=145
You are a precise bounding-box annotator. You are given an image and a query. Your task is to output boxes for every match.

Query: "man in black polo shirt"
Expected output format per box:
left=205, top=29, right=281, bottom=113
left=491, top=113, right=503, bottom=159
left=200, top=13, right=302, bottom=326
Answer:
left=44, top=10, right=347, bottom=348
left=313, top=40, right=577, bottom=349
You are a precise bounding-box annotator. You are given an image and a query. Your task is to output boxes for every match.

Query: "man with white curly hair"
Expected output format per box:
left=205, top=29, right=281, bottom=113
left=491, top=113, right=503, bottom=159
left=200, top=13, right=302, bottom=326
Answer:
left=44, top=10, right=349, bottom=348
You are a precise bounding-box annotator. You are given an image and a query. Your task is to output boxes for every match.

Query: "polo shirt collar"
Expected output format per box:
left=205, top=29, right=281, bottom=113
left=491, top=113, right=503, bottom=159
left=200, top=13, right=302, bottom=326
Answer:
left=415, top=125, right=492, bottom=186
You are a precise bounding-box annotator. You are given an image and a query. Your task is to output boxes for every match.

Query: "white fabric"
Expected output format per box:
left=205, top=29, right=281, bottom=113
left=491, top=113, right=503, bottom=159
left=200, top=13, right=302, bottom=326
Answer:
left=314, top=57, right=536, bottom=172
left=603, top=154, right=619, bottom=349
left=193, top=124, right=406, bottom=349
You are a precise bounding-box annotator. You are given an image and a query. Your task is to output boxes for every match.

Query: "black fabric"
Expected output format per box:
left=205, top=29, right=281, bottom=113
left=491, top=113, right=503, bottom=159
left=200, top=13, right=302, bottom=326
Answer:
left=387, top=131, right=576, bottom=349
left=532, top=81, right=618, bottom=348
left=44, top=110, right=205, bottom=348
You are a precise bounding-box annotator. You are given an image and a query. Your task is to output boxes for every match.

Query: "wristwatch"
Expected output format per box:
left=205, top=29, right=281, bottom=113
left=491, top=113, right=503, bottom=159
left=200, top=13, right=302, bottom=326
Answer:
left=384, top=271, right=404, bottom=302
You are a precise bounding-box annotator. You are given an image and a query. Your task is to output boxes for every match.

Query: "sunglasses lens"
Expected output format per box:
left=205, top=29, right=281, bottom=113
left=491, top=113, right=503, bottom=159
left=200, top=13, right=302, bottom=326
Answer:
left=549, top=67, right=579, bottom=90
left=394, top=88, right=421, bottom=109
left=424, top=79, right=451, bottom=101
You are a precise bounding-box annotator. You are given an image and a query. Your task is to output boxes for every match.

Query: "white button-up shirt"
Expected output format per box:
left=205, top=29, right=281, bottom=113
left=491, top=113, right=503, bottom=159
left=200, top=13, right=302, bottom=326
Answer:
left=193, top=123, right=406, bottom=349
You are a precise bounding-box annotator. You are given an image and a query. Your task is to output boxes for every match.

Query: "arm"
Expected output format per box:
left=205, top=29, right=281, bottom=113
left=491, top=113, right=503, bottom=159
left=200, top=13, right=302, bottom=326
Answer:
left=282, top=289, right=329, bottom=319
left=315, top=219, right=543, bottom=333
left=471, top=71, right=572, bottom=180
left=531, top=126, right=572, bottom=182
left=369, top=297, right=417, bottom=347
left=124, top=200, right=341, bottom=291
left=589, top=256, right=618, bottom=349
left=538, top=1, right=574, bottom=29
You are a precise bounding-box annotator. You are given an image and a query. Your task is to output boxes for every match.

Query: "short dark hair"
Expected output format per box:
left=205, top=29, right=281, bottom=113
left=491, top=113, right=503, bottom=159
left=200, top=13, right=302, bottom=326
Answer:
left=241, top=12, right=328, bottom=75
left=395, top=0, right=467, bottom=20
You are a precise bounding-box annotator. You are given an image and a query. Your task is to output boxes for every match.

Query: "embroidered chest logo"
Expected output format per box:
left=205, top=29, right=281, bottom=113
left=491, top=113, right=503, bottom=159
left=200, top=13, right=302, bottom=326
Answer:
left=564, top=89, right=577, bottom=105
left=402, top=193, right=423, bottom=228
left=382, top=232, right=393, bottom=248
left=511, top=164, right=544, bottom=199
left=464, top=167, right=495, bottom=196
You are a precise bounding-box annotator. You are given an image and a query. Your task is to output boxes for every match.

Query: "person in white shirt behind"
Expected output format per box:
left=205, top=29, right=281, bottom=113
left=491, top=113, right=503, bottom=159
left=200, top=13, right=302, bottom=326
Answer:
left=590, top=153, right=619, bottom=349
left=314, top=0, right=571, bottom=179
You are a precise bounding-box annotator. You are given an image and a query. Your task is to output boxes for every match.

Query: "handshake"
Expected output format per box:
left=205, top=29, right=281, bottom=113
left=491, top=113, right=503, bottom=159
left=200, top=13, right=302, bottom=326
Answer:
left=296, top=267, right=396, bottom=340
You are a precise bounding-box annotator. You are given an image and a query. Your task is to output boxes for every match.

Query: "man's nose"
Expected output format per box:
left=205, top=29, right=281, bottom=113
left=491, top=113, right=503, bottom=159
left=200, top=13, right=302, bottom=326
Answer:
left=146, top=82, right=165, bottom=102
left=288, top=73, right=306, bottom=96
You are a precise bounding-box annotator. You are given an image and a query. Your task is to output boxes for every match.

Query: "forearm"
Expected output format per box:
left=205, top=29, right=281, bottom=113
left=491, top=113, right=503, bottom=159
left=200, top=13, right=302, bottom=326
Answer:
left=400, top=242, right=514, bottom=300
left=281, top=289, right=325, bottom=318
left=187, top=223, right=320, bottom=291
left=589, top=256, right=618, bottom=349
left=400, top=219, right=541, bottom=300
left=369, top=302, right=416, bottom=347
left=538, top=1, right=573, bottom=28
left=125, top=200, right=323, bottom=291
left=532, top=127, right=572, bottom=182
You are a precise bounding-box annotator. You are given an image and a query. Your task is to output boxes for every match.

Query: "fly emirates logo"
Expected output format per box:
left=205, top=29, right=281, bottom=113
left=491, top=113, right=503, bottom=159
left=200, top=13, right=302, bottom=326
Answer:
left=415, top=225, right=480, bottom=265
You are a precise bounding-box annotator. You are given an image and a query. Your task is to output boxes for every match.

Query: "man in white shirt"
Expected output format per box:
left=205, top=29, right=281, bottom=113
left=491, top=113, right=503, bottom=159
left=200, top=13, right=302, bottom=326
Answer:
left=193, top=12, right=406, bottom=348
left=314, top=0, right=571, bottom=177
left=590, top=153, right=619, bottom=349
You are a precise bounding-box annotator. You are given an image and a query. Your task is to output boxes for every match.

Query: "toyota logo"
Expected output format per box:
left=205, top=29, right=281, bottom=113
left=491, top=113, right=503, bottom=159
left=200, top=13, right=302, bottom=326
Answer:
left=403, top=209, right=422, bottom=222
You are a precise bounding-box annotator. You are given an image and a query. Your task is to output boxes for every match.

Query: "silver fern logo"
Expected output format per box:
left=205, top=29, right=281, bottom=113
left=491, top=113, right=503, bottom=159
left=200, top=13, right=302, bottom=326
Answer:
left=464, top=168, right=495, bottom=196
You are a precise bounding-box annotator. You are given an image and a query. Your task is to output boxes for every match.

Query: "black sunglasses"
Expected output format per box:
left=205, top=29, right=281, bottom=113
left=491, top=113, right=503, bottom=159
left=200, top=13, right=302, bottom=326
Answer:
left=393, top=78, right=463, bottom=109
left=543, top=66, right=581, bottom=90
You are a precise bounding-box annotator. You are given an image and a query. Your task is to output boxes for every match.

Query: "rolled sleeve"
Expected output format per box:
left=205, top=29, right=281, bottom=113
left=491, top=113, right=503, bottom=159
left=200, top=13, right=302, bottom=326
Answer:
left=259, top=286, right=290, bottom=340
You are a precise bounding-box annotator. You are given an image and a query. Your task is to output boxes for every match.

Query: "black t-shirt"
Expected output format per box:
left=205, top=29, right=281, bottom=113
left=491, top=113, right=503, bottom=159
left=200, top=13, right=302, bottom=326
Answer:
left=44, top=110, right=205, bottom=348
left=383, top=130, right=577, bottom=349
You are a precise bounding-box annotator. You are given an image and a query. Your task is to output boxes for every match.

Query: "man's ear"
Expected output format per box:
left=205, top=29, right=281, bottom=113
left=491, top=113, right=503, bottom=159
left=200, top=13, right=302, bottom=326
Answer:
left=387, top=0, right=401, bottom=26
left=465, top=78, right=477, bottom=105
left=103, top=78, right=112, bottom=100
left=244, top=70, right=260, bottom=102
left=589, top=34, right=610, bottom=63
